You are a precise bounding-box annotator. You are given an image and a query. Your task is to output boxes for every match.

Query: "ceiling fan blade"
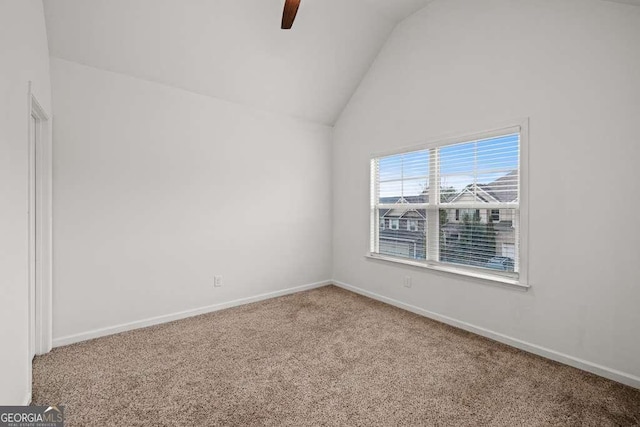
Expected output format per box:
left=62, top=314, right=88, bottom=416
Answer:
left=281, top=0, right=301, bottom=29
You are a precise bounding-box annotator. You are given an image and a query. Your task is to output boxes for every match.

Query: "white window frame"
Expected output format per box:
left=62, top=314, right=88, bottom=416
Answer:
left=368, top=120, right=529, bottom=289
left=389, top=219, right=400, bottom=230
left=407, top=219, right=418, bottom=232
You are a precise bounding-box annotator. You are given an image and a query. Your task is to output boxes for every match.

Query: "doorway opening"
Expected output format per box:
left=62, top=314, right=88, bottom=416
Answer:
left=28, top=84, right=53, bottom=360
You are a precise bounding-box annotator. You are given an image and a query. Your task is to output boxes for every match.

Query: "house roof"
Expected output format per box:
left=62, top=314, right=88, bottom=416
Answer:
left=379, top=170, right=517, bottom=211
left=379, top=194, right=427, bottom=218
left=476, top=170, right=519, bottom=203
left=448, top=170, right=518, bottom=204
left=379, top=194, right=428, bottom=205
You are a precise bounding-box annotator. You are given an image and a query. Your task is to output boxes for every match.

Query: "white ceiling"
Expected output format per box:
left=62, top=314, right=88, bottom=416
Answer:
left=43, top=0, right=433, bottom=125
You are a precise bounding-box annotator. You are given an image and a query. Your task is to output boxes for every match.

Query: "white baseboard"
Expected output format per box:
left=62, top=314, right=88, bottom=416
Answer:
left=53, top=280, right=331, bottom=348
left=23, top=391, right=32, bottom=406
left=332, top=280, right=640, bottom=390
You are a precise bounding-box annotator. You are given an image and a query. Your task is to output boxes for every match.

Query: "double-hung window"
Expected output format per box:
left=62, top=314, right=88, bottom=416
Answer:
left=370, top=125, right=527, bottom=286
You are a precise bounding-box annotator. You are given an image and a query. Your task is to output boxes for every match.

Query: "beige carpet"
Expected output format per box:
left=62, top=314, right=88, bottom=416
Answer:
left=33, top=285, right=640, bottom=426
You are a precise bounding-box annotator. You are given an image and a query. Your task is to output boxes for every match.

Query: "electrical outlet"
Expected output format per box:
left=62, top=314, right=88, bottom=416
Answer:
left=403, top=276, right=412, bottom=288
left=214, top=276, right=223, bottom=287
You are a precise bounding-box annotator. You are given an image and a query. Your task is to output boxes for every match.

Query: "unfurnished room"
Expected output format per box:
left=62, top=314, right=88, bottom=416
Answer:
left=1, top=0, right=640, bottom=425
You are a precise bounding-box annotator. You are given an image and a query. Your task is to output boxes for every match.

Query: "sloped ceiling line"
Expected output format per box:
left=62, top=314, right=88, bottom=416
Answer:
left=43, top=0, right=434, bottom=125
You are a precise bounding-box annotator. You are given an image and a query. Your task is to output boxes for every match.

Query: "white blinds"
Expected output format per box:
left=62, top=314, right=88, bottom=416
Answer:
left=440, top=133, right=519, bottom=207
left=376, top=149, right=429, bottom=205
left=371, top=130, right=521, bottom=277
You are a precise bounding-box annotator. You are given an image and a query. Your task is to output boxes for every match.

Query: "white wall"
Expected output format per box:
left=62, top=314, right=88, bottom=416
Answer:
left=0, top=0, right=52, bottom=405
left=333, top=0, right=640, bottom=385
left=51, top=58, right=332, bottom=343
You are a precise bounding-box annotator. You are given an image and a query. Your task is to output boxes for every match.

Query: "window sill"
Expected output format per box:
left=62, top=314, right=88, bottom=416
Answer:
left=365, top=253, right=530, bottom=290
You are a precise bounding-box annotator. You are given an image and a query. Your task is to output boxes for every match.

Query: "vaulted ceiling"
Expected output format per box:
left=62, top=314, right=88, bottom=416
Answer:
left=43, top=0, right=433, bottom=125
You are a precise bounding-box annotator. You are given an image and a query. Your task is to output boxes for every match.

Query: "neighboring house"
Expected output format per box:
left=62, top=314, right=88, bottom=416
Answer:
left=378, top=171, right=518, bottom=265
left=379, top=195, right=427, bottom=260
left=442, top=170, right=518, bottom=262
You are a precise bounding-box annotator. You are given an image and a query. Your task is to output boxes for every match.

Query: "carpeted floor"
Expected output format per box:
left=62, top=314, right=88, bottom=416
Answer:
left=33, top=285, right=640, bottom=426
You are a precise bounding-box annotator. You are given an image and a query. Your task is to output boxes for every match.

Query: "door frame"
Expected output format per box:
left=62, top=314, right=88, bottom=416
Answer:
left=28, top=82, right=53, bottom=358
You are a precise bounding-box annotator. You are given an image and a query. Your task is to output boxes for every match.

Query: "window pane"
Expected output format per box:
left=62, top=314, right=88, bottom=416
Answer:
left=402, top=178, right=428, bottom=201
left=439, top=143, right=475, bottom=174
left=378, top=154, right=403, bottom=181
left=401, top=150, right=429, bottom=179
left=377, top=150, right=429, bottom=203
left=439, top=208, right=518, bottom=272
left=379, top=178, right=428, bottom=204
left=378, top=208, right=426, bottom=260
left=476, top=171, right=518, bottom=203
left=439, top=133, right=519, bottom=203
left=476, top=134, right=519, bottom=170
left=379, top=180, right=402, bottom=200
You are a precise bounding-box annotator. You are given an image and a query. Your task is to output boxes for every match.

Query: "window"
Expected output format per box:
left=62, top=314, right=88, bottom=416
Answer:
left=370, top=125, right=527, bottom=285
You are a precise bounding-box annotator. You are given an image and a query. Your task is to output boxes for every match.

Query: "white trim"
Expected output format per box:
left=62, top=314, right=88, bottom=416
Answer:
left=332, top=280, right=640, bottom=390
left=518, top=119, right=530, bottom=287
left=23, top=392, right=32, bottom=406
left=427, top=147, right=439, bottom=261
left=53, top=280, right=331, bottom=348
left=28, top=111, right=36, bottom=363
left=370, top=158, right=379, bottom=253
left=370, top=122, right=522, bottom=159
left=365, top=253, right=526, bottom=288
left=378, top=202, right=519, bottom=210
left=26, top=84, right=53, bottom=410
left=27, top=83, right=53, bottom=357
left=378, top=203, right=429, bottom=209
